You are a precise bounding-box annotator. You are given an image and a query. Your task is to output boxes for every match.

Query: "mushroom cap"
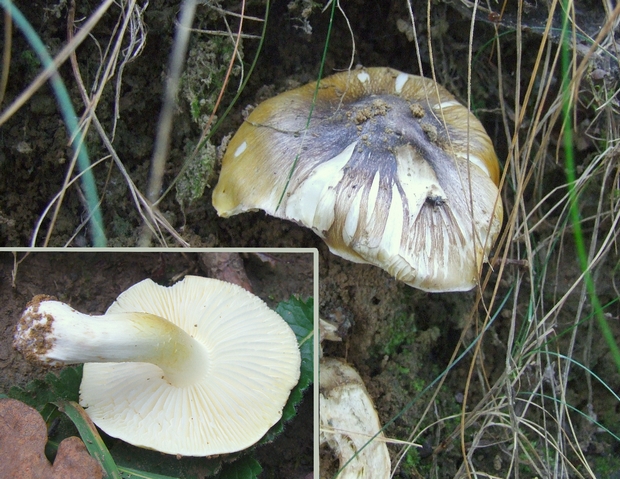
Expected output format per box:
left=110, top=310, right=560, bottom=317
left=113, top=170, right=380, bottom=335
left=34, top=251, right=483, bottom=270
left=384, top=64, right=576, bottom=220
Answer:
left=319, top=358, right=391, bottom=478
left=80, top=276, right=301, bottom=457
left=213, top=67, right=503, bottom=292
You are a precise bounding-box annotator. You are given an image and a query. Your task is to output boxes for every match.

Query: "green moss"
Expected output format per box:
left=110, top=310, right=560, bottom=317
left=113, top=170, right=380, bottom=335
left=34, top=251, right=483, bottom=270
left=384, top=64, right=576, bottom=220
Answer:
left=175, top=140, right=217, bottom=209
left=190, top=97, right=202, bottom=123
left=20, top=50, right=41, bottom=71
left=381, top=312, right=417, bottom=356
left=592, top=454, right=620, bottom=477
left=400, top=447, right=421, bottom=476
left=399, top=446, right=435, bottom=477
left=410, top=376, right=426, bottom=393
left=180, top=34, right=243, bottom=130
left=111, top=212, right=133, bottom=239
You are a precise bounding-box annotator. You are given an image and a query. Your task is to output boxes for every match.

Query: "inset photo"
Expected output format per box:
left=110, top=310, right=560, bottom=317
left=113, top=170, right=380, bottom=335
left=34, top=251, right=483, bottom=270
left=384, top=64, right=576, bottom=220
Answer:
left=0, top=249, right=316, bottom=479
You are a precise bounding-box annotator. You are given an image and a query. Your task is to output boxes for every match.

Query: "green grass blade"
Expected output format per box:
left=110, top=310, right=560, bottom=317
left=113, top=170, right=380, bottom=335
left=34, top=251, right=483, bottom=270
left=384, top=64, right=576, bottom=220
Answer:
left=54, top=400, right=121, bottom=479
left=117, top=466, right=181, bottom=479
left=560, top=0, right=620, bottom=373
left=0, top=0, right=107, bottom=246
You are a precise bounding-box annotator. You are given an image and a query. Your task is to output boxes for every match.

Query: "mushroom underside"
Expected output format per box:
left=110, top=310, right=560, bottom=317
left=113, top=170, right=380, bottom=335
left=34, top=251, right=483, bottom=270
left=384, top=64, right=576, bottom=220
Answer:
left=14, top=276, right=302, bottom=457
left=320, top=357, right=391, bottom=479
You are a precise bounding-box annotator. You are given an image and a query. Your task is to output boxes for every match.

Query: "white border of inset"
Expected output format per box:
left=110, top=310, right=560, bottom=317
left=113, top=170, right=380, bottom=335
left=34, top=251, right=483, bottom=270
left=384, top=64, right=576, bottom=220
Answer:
left=1, top=246, right=319, bottom=476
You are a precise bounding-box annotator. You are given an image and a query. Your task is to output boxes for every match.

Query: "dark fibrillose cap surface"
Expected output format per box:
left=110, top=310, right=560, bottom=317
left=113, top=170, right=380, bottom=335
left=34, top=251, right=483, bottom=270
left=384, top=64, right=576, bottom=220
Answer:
left=213, top=67, right=503, bottom=292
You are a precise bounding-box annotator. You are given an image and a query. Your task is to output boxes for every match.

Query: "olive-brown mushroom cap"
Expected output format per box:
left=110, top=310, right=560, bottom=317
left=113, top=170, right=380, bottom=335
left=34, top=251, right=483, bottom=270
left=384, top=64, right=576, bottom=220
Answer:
left=213, top=67, right=503, bottom=292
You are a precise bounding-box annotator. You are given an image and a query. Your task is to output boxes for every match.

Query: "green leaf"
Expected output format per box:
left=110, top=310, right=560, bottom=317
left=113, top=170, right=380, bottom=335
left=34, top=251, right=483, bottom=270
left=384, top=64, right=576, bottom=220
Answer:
left=259, top=296, right=314, bottom=444
left=118, top=466, right=181, bottom=479
left=215, top=456, right=262, bottom=479
left=8, top=365, right=82, bottom=411
left=111, top=443, right=221, bottom=478
left=276, top=295, right=314, bottom=392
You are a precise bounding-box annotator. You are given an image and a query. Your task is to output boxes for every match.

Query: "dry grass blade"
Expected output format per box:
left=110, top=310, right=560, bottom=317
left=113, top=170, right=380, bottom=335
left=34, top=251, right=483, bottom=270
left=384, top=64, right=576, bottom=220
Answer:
left=0, top=0, right=115, bottom=127
left=138, top=0, right=250, bottom=246
left=27, top=0, right=154, bottom=245
left=145, top=0, right=197, bottom=207
left=184, top=0, right=249, bottom=182
left=385, top=0, right=620, bottom=477
left=36, top=0, right=189, bottom=246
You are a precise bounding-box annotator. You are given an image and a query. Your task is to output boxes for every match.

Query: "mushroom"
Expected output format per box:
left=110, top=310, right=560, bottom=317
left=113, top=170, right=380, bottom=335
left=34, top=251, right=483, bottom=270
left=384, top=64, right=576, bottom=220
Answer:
left=213, top=67, right=503, bottom=292
left=320, top=357, right=391, bottom=479
left=13, top=276, right=301, bottom=457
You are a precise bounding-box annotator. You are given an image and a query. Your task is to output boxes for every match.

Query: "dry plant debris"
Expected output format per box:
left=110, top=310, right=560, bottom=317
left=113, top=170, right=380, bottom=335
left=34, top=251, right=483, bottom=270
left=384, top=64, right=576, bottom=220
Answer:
left=0, top=398, right=102, bottom=479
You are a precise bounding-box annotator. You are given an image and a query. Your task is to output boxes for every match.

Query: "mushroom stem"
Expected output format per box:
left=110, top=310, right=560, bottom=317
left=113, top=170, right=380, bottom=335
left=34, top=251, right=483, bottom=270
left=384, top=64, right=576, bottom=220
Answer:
left=14, top=297, right=210, bottom=388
